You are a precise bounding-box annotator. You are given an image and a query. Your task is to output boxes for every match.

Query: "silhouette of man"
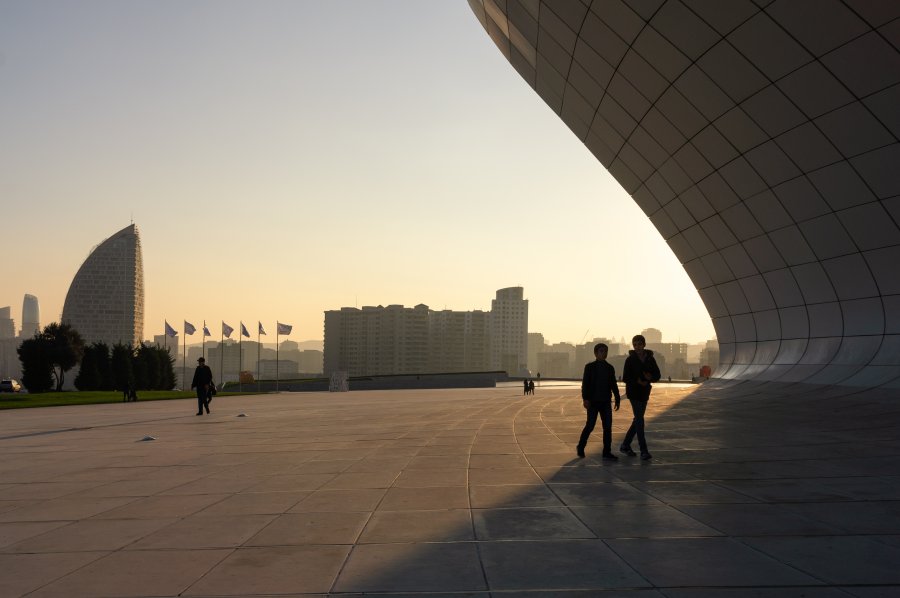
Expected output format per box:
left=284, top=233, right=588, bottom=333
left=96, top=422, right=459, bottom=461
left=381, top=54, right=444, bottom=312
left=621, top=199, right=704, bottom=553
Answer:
left=621, top=334, right=661, bottom=460
left=190, top=357, right=213, bottom=415
left=577, top=343, right=620, bottom=460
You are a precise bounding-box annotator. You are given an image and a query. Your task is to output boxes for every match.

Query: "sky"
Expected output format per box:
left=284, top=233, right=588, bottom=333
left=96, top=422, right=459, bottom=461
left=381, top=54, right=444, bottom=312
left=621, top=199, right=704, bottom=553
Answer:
left=0, top=1, right=715, bottom=346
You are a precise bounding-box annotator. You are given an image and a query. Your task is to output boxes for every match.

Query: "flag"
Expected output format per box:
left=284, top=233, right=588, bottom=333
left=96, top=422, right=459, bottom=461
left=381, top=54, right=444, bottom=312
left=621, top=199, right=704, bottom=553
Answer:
left=258, top=322, right=267, bottom=335
left=203, top=325, right=211, bottom=337
left=222, top=321, right=234, bottom=338
left=277, top=322, right=292, bottom=335
left=164, top=321, right=177, bottom=337
left=184, top=321, right=196, bottom=335
left=240, top=322, right=250, bottom=338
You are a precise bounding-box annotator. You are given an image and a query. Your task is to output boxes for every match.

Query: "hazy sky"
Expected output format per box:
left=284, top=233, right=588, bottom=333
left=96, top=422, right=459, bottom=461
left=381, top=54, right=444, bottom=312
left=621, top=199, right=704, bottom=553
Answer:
left=0, top=1, right=715, bottom=345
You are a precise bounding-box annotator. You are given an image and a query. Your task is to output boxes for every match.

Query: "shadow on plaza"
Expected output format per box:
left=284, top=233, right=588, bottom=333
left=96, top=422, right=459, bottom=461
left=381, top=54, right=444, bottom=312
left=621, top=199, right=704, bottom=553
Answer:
left=324, top=380, right=900, bottom=595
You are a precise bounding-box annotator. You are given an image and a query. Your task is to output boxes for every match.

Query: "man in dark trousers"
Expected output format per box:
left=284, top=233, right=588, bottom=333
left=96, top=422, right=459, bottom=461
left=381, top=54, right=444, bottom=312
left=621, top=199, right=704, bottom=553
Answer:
left=621, top=334, right=661, bottom=460
left=577, top=343, right=621, bottom=460
left=190, top=357, right=213, bottom=415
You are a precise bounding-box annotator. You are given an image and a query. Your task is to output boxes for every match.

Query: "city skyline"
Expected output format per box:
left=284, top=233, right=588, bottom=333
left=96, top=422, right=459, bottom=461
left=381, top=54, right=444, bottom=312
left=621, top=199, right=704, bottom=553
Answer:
left=0, top=1, right=715, bottom=346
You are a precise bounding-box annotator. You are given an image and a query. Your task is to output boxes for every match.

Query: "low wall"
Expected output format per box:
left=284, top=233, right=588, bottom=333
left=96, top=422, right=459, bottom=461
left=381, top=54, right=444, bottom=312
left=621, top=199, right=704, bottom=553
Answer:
left=225, top=371, right=510, bottom=393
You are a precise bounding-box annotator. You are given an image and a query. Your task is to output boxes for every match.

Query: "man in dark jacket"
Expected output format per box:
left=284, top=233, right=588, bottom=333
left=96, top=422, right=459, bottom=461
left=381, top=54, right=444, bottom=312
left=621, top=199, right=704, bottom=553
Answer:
left=577, top=343, right=621, bottom=460
left=621, top=334, right=661, bottom=460
left=190, top=357, right=213, bottom=415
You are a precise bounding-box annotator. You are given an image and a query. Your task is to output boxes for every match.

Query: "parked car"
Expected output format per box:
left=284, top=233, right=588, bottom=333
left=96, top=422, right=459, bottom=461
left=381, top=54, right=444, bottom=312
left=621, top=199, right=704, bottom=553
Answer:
left=0, top=379, right=22, bottom=392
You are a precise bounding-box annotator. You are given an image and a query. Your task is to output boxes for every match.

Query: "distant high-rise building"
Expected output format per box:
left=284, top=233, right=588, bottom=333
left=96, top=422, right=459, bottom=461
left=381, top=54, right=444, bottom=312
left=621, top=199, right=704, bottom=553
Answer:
left=428, top=309, right=491, bottom=373
left=21, top=294, right=39, bottom=338
left=0, top=307, right=15, bottom=339
left=62, top=224, right=144, bottom=347
left=641, top=328, right=662, bottom=345
left=700, top=340, right=720, bottom=377
left=324, top=288, right=528, bottom=377
left=490, top=287, right=528, bottom=375
left=324, top=304, right=429, bottom=376
left=527, top=332, right=545, bottom=374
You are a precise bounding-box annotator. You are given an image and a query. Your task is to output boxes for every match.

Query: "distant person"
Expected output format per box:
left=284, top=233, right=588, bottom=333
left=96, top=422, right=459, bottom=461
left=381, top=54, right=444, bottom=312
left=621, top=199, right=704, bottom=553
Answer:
left=528, top=379, right=535, bottom=395
left=524, top=379, right=529, bottom=396
left=122, top=384, right=137, bottom=402
left=577, top=343, right=620, bottom=460
left=191, top=357, right=213, bottom=415
left=621, top=334, right=661, bottom=460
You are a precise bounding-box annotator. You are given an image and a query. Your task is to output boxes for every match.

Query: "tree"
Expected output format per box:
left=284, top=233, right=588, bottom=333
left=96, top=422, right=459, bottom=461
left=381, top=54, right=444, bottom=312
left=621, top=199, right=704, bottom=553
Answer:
left=17, top=334, right=54, bottom=393
left=74, top=344, right=102, bottom=390
left=136, top=344, right=159, bottom=389
left=111, top=342, right=134, bottom=392
left=157, top=346, right=176, bottom=390
left=74, top=342, right=112, bottom=391
left=42, top=323, right=85, bottom=392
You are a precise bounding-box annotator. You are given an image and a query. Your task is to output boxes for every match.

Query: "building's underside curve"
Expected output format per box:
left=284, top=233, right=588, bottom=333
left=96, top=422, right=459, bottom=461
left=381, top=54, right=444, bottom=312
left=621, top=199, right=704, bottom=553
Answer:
left=469, top=0, right=900, bottom=389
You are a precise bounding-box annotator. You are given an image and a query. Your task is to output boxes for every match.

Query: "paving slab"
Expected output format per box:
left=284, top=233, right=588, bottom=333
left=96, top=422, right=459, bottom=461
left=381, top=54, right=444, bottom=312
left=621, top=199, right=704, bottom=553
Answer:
left=0, top=383, right=897, bottom=596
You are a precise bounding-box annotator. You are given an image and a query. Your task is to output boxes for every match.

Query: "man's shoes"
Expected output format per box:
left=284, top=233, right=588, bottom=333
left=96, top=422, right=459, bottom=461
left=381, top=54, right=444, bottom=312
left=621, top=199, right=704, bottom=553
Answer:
left=196, top=412, right=202, bottom=416
left=620, top=446, right=637, bottom=456
left=602, top=452, right=619, bottom=460
left=576, top=446, right=585, bottom=458
left=641, top=452, right=653, bottom=460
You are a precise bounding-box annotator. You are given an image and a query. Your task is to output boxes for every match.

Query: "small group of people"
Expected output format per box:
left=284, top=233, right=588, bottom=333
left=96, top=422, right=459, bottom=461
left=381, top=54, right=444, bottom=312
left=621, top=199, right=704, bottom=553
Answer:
left=523, top=378, right=536, bottom=395
left=191, top=356, right=216, bottom=415
left=577, top=334, right=661, bottom=461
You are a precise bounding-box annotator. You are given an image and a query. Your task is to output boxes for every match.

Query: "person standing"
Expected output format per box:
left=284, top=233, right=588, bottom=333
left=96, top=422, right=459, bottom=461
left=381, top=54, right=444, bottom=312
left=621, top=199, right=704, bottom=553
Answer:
left=621, top=334, right=661, bottom=460
left=577, top=343, right=620, bottom=460
left=191, top=356, right=213, bottom=415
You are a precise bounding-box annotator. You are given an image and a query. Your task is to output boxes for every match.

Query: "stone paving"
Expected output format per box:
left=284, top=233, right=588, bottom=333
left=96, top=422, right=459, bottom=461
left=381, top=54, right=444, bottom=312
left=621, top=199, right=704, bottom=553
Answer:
left=0, top=382, right=898, bottom=597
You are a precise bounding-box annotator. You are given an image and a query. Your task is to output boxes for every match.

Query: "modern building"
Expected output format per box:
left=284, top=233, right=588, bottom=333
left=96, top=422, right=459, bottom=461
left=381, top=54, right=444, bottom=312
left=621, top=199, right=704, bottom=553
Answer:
left=490, top=286, right=529, bottom=375
left=21, top=294, right=39, bottom=338
left=62, top=224, right=144, bottom=347
left=259, top=359, right=299, bottom=379
left=0, top=307, right=14, bottom=339
left=324, top=304, right=430, bottom=376
left=641, top=327, right=663, bottom=344
left=527, top=332, right=545, bottom=374
left=470, top=2, right=900, bottom=387
left=324, top=288, right=528, bottom=376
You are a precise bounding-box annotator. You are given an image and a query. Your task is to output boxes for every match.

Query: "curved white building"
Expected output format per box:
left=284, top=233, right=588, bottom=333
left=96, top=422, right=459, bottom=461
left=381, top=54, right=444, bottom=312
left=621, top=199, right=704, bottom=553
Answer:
left=469, top=1, right=900, bottom=388
left=62, top=224, right=144, bottom=347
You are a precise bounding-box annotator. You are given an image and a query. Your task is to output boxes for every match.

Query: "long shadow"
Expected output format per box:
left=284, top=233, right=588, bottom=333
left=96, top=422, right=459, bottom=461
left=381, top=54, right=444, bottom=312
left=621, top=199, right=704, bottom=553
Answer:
left=321, top=382, right=900, bottom=596
left=6, top=384, right=898, bottom=596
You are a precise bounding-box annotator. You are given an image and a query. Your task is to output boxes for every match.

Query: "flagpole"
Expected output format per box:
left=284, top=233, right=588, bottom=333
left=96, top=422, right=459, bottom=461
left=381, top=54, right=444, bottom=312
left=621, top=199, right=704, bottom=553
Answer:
left=257, top=324, right=261, bottom=393
left=276, top=327, right=279, bottom=393
left=202, top=320, right=206, bottom=361
left=220, top=323, right=224, bottom=390
left=239, top=322, right=243, bottom=393
left=182, top=328, right=186, bottom=391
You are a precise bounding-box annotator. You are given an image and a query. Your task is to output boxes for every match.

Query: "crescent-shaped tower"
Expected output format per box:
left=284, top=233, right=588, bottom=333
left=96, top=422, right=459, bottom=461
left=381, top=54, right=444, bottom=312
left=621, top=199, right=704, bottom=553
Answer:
left=62, top=224, right=144, bottom=347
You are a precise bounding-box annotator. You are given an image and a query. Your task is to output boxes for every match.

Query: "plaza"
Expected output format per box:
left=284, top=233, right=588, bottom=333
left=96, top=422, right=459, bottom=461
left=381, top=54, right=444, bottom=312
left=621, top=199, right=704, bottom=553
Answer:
left=1, top=384, right=898, bottom=596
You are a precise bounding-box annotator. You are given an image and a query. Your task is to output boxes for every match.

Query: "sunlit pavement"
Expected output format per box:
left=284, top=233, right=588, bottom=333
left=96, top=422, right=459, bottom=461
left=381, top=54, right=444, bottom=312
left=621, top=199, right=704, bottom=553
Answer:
left=1, top=383, right=898, bottom=597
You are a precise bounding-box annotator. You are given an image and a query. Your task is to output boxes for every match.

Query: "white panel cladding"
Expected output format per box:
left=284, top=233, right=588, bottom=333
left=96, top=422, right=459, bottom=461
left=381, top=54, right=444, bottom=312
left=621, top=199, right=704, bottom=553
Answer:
left=470, top=0, right=900, bottom=388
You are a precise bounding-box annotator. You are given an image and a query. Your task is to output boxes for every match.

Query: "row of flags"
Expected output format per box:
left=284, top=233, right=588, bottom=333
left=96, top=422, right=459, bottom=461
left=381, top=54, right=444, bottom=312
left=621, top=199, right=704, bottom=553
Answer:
left=164, top=321, right=293, bottom=338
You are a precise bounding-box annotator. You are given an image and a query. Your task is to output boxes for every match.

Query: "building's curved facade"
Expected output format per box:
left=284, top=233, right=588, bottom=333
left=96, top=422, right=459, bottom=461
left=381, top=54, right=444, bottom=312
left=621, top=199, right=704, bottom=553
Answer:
left=469, top=1, right=900, bottom=388
left=21, top=293, right=40, bottom=338
left=62, top=224, right=144, bottom=347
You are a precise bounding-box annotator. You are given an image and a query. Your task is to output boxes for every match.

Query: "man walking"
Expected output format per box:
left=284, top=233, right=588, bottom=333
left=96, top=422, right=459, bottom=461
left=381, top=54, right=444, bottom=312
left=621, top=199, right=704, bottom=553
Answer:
left=577, top=343, right=621, bottom=460
left=190, top=357, right=213, bottom=415
left=621, top=334, right=661, bottom=460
